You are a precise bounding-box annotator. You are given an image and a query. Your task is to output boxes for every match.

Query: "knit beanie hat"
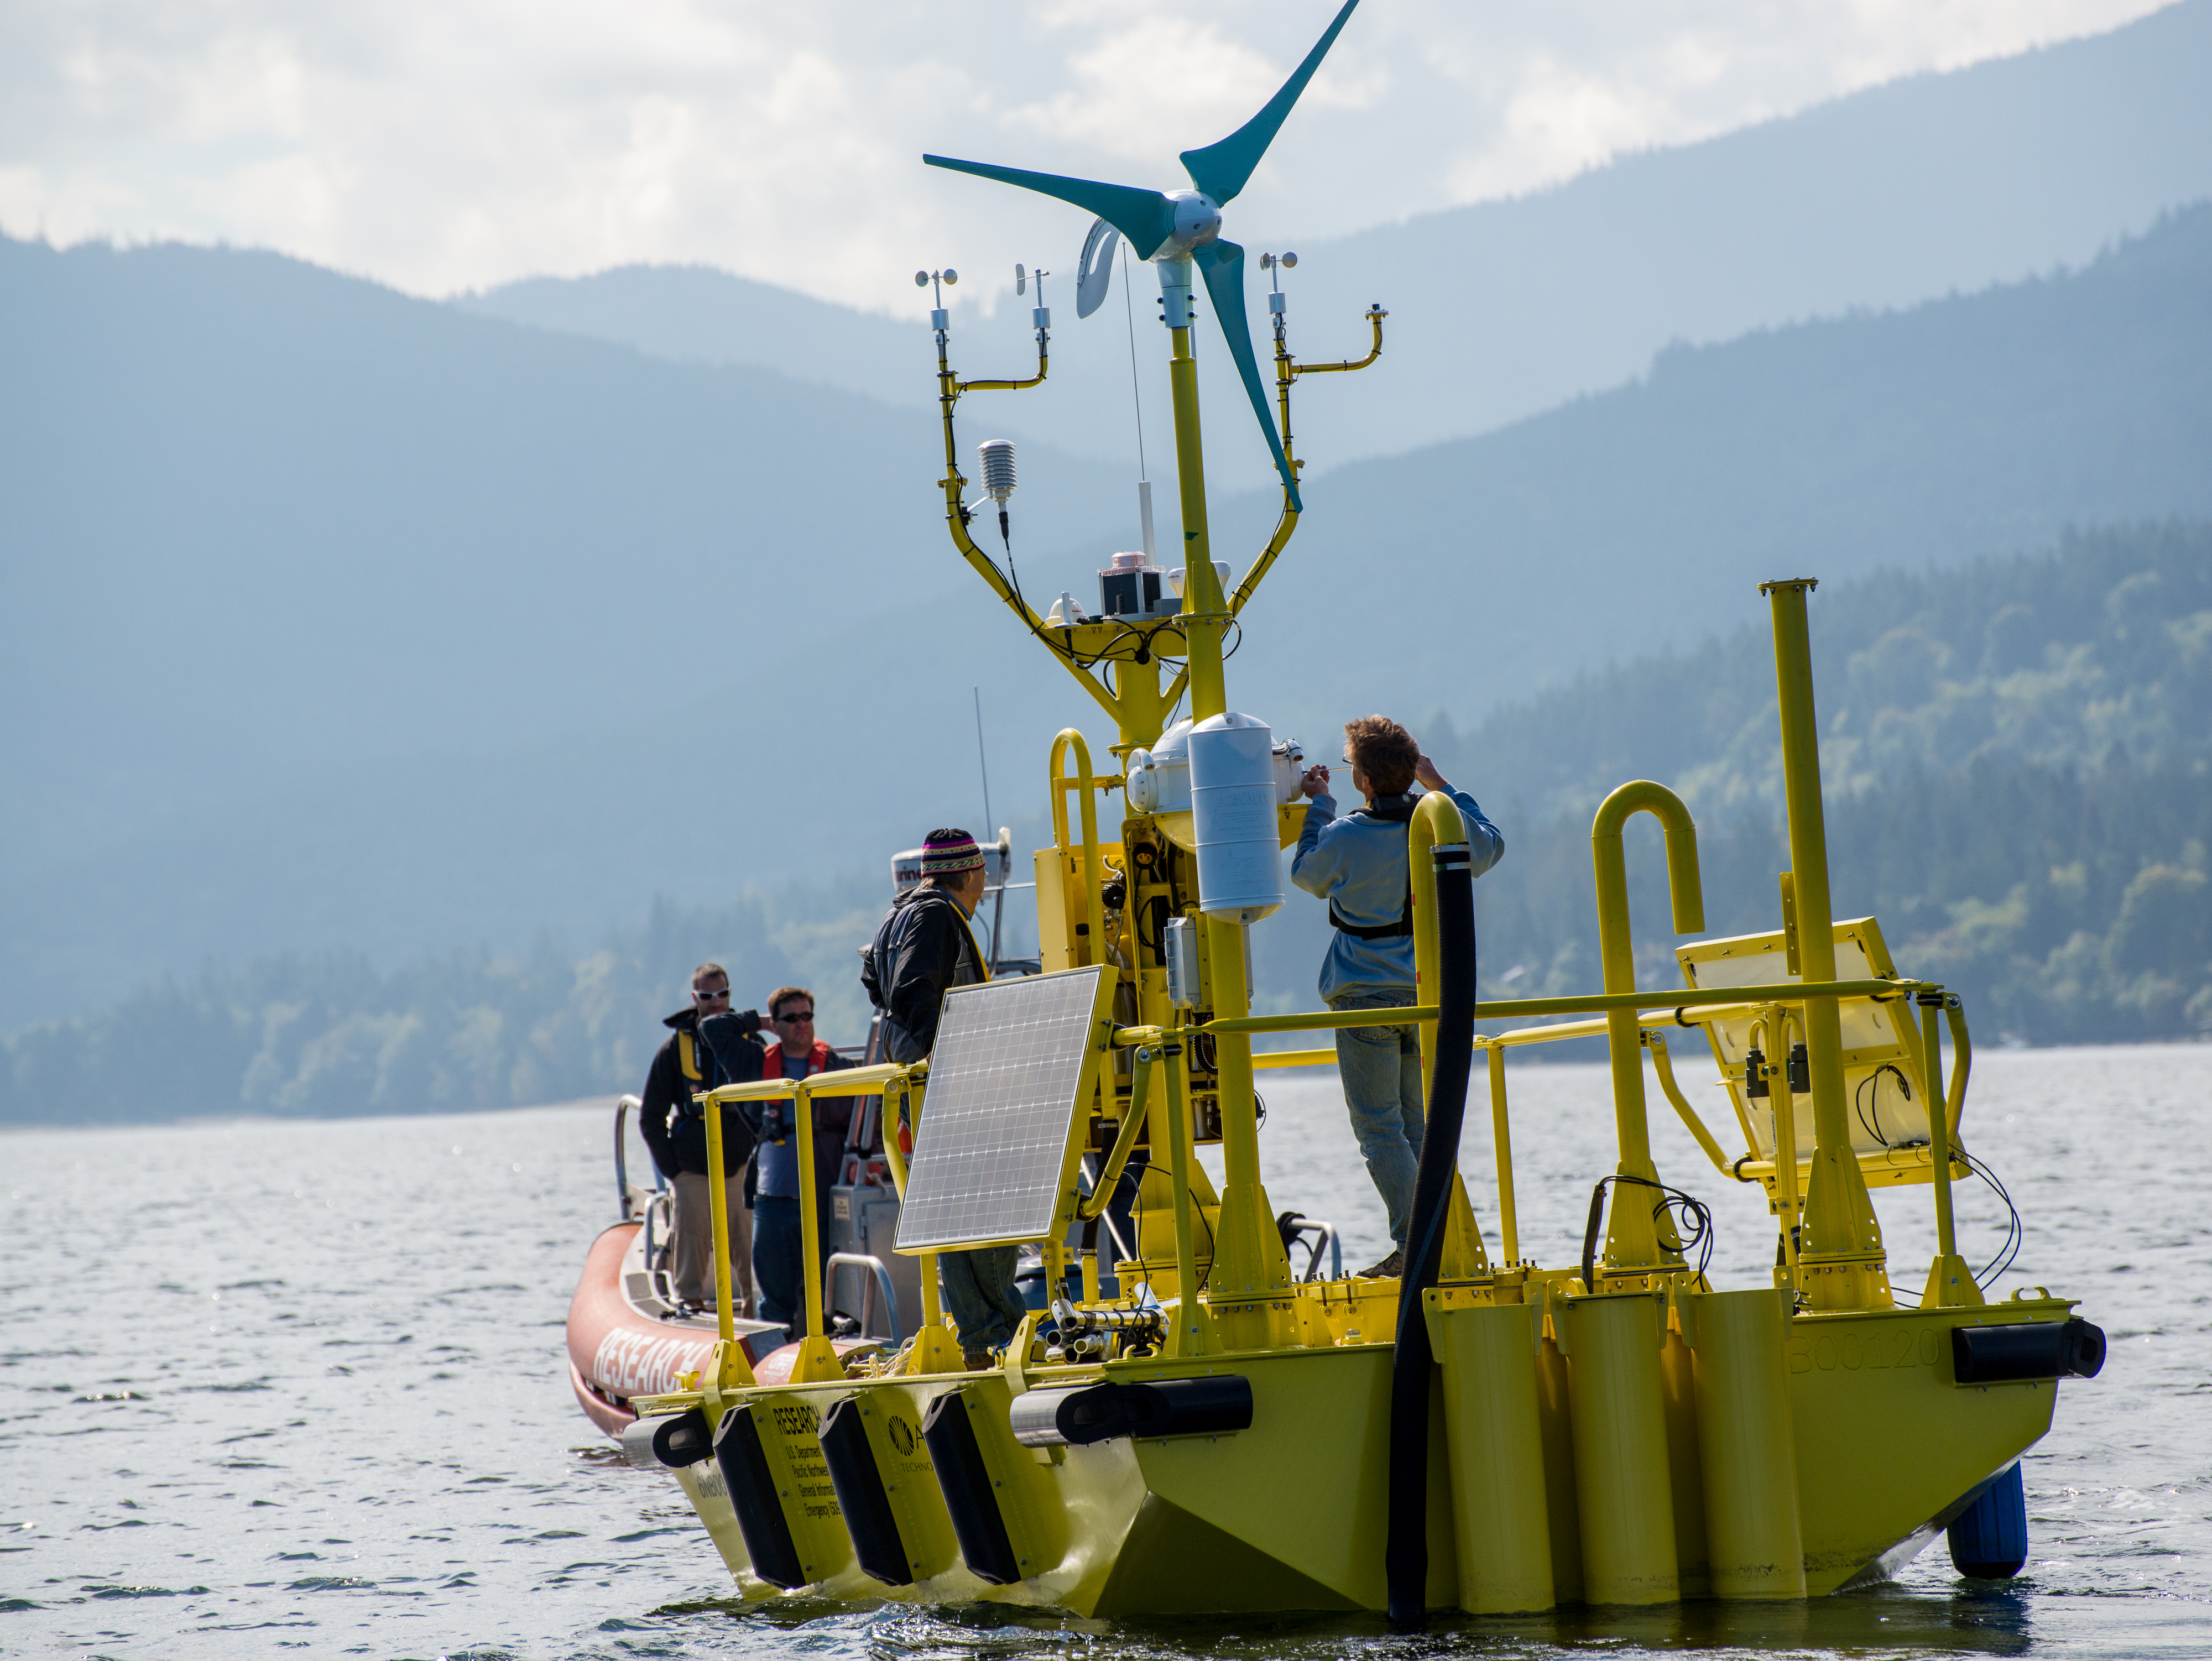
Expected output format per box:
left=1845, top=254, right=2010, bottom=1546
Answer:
left=920, top=828, right=985, bottom=877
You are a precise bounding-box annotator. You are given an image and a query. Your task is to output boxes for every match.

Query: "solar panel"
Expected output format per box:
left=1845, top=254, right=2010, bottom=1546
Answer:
left=893, top=967, right=1116, bottom=1252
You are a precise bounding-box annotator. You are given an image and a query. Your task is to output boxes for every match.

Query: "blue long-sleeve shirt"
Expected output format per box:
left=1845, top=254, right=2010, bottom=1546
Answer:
left=1290, top=788, right=1505, bottom=1004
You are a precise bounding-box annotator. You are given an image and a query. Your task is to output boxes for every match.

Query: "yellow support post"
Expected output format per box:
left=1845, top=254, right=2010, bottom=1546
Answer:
left=788, top=1079, right=845, bottom=1384
left=1918, top=995, right=1982, bottom=1308
left=1410, top=791, right=1469, bottom=1096
left=1158, top=1043, right=1219, bottom=1356
left=877, top=1083, right=965, bottom=1375
left=1486, top=1041, right=1519, bottom=1264
left=1754, top=1010, right=1804, bottom=1297
left=1760, top=578, right=1891, bottom=1312
left=1160, top=296, right=1288, bottom=1344
left=1589, top=780, right=1705, bottom=1274
left=699, top=1086, right=758, bottom=1391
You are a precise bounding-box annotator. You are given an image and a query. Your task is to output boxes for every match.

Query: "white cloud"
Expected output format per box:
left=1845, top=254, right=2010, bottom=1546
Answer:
left=0, top=0, right=2176, bottom=312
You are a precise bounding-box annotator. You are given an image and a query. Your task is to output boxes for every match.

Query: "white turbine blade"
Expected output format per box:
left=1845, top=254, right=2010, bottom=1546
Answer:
left=1076, top=219, right=1120, bottom=319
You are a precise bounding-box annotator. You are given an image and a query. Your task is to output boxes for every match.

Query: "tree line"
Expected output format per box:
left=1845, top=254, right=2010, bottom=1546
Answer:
left=5, top=520, right=2205, bottom=1125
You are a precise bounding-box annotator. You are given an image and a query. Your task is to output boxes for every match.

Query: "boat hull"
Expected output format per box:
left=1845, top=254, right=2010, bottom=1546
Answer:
left=635, top=1286, right=2074, bottom=1615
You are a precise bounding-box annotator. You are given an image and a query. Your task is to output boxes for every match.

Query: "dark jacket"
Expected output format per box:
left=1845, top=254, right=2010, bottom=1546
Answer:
left=639, top=1006, right=766, bottom=1180
left=868, top=887, right=985, bottom=1063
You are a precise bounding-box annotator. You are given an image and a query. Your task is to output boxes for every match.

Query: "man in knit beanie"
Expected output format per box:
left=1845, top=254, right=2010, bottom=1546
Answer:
left=864, top=828, right=1024, bottom=1365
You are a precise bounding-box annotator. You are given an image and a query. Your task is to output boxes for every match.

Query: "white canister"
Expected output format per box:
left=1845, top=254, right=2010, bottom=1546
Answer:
left=1133, top=719, right=1195, bottom=814
left=1189, top=711, right=1283, bottom=924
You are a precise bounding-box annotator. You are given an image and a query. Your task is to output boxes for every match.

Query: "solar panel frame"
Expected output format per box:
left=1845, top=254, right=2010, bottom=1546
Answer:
left=893, top=966, right=1118, bottom=1253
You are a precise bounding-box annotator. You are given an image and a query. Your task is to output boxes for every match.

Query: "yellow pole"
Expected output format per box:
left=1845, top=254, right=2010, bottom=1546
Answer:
left=1759, top=1011, right=1802, bottom=1296
left=1163, top=283, right=1284, bottom=1340
left=1917, top=996, right=1981, bottom=1307
left=1410, top=792, right=1468, bottom=1096
left=1588, top=780, right=1704, bottom=1272
left=789, top=1079, right=843, bottom=1382
left=1485, top=1041, right=1519, bottom=1263
left=702, top=1087, right=735, bottom=1348
left=1760, top=578, right=1890, bottom=1312
left=1159, top=1043, right=1216, bottom=1355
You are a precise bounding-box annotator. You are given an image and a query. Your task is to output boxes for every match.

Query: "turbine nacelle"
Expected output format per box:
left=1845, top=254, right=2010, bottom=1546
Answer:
left=1162, top=191, right=1223, bottom=259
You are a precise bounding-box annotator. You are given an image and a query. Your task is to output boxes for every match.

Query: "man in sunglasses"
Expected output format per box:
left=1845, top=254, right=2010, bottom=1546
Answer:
left=638, top=963, right=770, bottom=1314
left=745, top=985, right=860, bottom=1338
left=1292, top=717, right=1504, bottom=1279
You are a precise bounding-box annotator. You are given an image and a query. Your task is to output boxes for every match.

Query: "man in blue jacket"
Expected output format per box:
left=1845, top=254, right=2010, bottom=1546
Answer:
left=1291, top=716, right=1504, bottom=1278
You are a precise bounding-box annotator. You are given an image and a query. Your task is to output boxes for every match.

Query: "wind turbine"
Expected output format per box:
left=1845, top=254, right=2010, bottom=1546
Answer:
left=923, top=0, right=1359, bottom=514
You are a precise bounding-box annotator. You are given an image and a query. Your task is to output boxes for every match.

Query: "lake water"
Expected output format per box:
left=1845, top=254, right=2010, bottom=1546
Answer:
left=4, top=1043, right=2208, bottom=1659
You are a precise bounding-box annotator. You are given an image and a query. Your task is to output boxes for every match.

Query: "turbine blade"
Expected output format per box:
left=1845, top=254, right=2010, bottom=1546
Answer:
left=1194, top=238, right=1300, bottom=512
left=1076, top=219, right=1119, bottom=319
left=923, top=155, right=1176, bottom=259
left=1179, top=0, right=1360, bottom=206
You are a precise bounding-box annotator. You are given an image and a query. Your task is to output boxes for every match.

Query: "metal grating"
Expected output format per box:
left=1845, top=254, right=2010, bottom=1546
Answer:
left=894, top=967, right=1109, bottom=1252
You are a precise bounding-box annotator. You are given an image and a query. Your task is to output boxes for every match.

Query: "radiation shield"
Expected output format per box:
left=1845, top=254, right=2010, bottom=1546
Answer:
left=893, top=966, right=1119, bottom=1253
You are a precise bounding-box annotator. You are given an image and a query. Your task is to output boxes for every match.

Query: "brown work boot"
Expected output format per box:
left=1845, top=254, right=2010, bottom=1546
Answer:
left=964, top=1351, right=997, bottom=1371
left=1358, top=1248, right=1404, bottom=1279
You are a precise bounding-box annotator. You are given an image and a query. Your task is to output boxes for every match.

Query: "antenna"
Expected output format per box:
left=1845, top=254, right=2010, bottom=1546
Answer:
left=973, top=686, right=995, bottom=845
left=1120, top=241, right=1154, bottom=560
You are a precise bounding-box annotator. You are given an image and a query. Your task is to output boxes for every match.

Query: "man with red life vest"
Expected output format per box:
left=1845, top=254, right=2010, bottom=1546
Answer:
left=638, top=963, right=769, bottom=1314
left=746, top=984, right=860, bottom=1338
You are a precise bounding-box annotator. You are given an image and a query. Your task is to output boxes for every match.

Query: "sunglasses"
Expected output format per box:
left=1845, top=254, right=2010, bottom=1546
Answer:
left=774, top=1009, right=816, bottom=1023
left=694, top=986, right=731, bottom=1001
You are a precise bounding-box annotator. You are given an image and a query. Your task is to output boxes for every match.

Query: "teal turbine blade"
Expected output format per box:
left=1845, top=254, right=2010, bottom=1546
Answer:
left=1194, top=238, right=1301, bottom=513
left=922, top=156, right=1178, bottom=260
left=1178, top=0, right=1361, bottom=205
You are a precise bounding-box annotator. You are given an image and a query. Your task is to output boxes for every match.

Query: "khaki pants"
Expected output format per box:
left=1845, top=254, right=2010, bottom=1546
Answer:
left=670, top=1171, right=753, bottom=1313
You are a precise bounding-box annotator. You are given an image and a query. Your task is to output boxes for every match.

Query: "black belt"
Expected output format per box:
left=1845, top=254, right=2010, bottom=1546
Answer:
left=1330, top=890, right=1413, bottom=941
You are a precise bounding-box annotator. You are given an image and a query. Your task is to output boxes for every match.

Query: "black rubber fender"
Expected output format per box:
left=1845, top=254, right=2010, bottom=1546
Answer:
left=621, top=1408, right=712, bottom=1470
left=919, top=1390, right=1022, bottom=1585
left=818, top=1396, right=912, bottom=1586
left=712, top=1404, right=807, bottom=1590
left=1952, top=1318, right=2106, bottom=1385
left=1009, top=1375, right=1254, bottom=1446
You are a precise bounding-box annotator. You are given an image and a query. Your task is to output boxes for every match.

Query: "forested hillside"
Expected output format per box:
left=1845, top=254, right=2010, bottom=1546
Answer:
left=1431, top=519, right=2212, bottom=1047
left=7, top=521, right=2203, bottom=1126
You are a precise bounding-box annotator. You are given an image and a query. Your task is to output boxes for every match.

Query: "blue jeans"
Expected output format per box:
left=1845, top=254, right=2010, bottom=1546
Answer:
left=939, top=1245, right=1025, bottom=1356
left=1331, top=991, right=1427, bottom=1244
left=752, top=1197, right=802, bottom=1336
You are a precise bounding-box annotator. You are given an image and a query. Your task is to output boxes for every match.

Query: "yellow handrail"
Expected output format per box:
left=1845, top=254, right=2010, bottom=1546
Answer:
left=1079, top=1046, right=1155, bottom=1221
left=1199, top=976, right=1932, bottom=1036
left=1409, top=791, right=1469, bottom=1099
left=1049, top=729, right=1108, bottom=968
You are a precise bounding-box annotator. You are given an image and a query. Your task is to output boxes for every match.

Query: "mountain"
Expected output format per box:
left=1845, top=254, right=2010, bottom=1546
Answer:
left=9, top=519, right=2204, bottom=1127
left=454, top=1, right=2212, bottom=483
left=0, top=233, right=1124, bottom=1027
left=1201, top=205, right=2212, bottom=731
left=4, top=199, right=2208, bottom=1036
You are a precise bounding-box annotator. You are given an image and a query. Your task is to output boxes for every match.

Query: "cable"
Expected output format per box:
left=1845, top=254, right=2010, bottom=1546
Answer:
left=1963, top=1148, right=2023, bottom=1288
left=1193, top=1187, right=1217, bottom=1293
left=1854, top=1063, right=1913, bottom=1147
left=1580, top=1173, right=1714, bottom=1293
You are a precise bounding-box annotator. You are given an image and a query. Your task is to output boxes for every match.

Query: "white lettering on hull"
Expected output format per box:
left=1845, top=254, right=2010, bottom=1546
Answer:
left=591, top=1327, right=714, bottom=1400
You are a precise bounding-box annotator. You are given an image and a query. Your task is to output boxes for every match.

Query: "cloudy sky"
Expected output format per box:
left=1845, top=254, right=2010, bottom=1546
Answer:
left=0, top=0, right=2172, bottom=315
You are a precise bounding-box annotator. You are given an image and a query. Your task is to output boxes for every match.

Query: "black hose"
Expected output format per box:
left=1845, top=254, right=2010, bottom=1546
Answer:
left=1385, top=843, right=1477, bottom=1628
